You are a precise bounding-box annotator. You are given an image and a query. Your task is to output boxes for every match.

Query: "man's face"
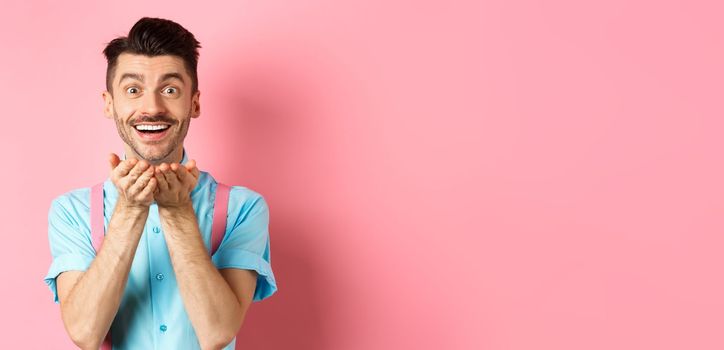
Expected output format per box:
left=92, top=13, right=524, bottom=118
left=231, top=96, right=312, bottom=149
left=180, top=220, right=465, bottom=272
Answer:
left=102, top=53, right=200, bottom=164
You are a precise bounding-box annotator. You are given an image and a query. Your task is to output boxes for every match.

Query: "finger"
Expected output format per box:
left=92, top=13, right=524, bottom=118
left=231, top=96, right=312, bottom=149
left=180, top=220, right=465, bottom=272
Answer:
left=170, top=163, right=189, bottom=182
left=126, top=159, right=150, bottom=184
left=155, top=167, right=169, bottom=192
left=128, top=166, right=155, bottom=197
left=185, top=160, right=200, bottom=180
left=112, top=158, right=138, bottom=181
left=162, top=164, right=180, bottom=189
left=109, top=153, right=120, bottom=171
left=184, top=159, right=196, bottom=172
left=139, top=176, right=157, bottom=199
left=174, top=164, right=193, bottom=190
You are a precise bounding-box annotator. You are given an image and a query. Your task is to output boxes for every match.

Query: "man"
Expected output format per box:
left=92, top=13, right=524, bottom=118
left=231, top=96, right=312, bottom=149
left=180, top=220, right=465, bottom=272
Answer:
left=43, top=17, right=277, bottom=350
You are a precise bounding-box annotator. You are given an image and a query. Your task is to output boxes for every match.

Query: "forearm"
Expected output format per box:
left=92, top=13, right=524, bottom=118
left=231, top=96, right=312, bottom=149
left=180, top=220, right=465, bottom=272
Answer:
left=62, top=204, right=148, bottom=349
left=160, top=204, right=242, bottom=350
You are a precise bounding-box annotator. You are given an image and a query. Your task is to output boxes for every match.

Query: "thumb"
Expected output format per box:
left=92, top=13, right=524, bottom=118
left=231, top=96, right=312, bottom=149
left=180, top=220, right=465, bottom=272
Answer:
left=109, top=153, right=120, bottom=170
left=184, top=159, right=196, bottom=171
left=185, top=159, right=200, bottom=179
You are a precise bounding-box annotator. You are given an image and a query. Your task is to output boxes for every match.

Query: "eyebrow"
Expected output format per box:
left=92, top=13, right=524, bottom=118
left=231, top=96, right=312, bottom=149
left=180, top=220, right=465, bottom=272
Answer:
left=118, top=72, right=185, bottom=85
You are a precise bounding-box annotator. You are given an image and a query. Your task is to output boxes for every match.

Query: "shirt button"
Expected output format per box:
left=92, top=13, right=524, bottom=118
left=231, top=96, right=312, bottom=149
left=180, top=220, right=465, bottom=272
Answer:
left=152, top=227, right=161, bottom=234
left=160, top=324, right=167, bottom=332
left=155, top=273, right=164, bottom=281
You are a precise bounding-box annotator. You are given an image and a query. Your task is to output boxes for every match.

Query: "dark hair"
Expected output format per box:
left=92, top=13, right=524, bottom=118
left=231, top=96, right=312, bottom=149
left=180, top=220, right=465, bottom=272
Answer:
left=102, top=17, right=201, bottom=94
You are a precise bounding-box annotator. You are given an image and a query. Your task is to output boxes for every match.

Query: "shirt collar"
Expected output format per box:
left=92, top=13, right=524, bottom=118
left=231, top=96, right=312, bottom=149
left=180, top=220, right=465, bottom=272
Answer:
left=180, top=148, right=189, bottom=165
left=122, top=148, right=188, bottom=165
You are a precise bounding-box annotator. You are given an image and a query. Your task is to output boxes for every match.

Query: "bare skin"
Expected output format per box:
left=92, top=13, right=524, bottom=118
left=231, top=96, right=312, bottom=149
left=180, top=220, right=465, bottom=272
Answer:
left=58, top=154, right=255, bottom=349
left=57, top=53, right=257, bottom=350
left=154, top=161, right=254, bottom=350
left=57, top=155, right=159, bottom=349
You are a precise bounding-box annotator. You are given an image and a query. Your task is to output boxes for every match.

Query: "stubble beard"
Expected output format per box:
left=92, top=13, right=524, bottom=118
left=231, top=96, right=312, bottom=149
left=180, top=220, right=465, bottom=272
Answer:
left=112, top=108, right=191, bottom=163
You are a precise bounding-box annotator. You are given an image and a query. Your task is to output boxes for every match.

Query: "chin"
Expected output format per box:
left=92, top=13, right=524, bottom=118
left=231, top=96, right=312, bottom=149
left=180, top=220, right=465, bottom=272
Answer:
left=134, top=145, right=174, bottom=163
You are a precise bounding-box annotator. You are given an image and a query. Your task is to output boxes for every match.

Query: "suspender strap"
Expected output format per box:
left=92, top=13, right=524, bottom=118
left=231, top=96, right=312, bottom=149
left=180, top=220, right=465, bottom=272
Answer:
left=90, top=182, right=113, bottom=350
left=211, top=182, right=231, bottom=255
left=91, top=182, right=105, bottom=254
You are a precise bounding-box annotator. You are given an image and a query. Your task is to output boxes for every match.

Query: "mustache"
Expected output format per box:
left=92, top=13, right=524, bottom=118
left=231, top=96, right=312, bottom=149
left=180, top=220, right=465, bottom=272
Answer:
left=131, top=115, right=175, bottom=124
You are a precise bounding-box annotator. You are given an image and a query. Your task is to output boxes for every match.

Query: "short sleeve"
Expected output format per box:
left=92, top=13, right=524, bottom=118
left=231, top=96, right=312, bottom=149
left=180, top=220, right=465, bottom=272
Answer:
left=44, top=194, right=95, bottom=304
left=212, top=187, right=278, bottom=302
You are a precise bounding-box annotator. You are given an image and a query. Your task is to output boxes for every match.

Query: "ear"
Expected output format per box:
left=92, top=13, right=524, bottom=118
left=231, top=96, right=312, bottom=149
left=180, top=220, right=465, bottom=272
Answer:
left=102, top=91, right=114, bottom=119
left=191, top=90, right=201, bottom=118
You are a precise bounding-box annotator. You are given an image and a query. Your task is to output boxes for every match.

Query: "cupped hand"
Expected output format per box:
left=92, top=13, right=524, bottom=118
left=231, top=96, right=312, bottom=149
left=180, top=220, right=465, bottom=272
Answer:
left=109, top=153, right=157, bottom=209
left=153, top=159, right=199, bottom=208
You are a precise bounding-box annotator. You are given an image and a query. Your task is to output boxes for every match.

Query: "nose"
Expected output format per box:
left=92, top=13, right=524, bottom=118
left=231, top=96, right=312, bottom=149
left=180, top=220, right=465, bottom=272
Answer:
left=139, top=90, right=166, bottom=117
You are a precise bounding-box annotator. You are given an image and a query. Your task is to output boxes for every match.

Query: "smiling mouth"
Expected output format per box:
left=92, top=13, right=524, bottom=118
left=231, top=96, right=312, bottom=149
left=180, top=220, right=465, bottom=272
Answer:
left=134, top=124, right=171, bottom=134
left=133, top=123, right=172, bottom=142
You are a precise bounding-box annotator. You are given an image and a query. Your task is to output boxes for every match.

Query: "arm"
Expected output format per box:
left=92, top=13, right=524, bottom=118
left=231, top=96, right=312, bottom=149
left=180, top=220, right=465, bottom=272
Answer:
left=154, top=162, right=255, bottom=350
left=159, top=204, right=256, bottom=350
left=56, top=155, right=157, bottom=349
left=57, top=204, right=149, bottom=349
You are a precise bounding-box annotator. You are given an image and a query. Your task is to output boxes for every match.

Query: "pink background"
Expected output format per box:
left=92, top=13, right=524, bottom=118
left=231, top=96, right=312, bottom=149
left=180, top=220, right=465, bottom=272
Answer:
left=1, top=0, right=722, bottom=349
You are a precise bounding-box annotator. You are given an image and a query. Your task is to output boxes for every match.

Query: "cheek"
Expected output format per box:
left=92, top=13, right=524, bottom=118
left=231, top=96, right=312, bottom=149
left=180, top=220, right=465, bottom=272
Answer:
left=169, top=102, right=191, bottom=115
left=114, top=102, right=137, bottom=121
left=116, top=102, right=135, bottom=113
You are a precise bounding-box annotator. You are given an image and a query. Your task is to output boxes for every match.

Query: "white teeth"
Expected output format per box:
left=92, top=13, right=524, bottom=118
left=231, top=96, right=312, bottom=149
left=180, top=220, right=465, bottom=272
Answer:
left=135, top=124, right=170, bottom=131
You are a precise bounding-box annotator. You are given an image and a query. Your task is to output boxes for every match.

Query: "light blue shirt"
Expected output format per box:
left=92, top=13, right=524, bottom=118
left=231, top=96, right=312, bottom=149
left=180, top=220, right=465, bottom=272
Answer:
left=44, top=149, right=277, bottom=349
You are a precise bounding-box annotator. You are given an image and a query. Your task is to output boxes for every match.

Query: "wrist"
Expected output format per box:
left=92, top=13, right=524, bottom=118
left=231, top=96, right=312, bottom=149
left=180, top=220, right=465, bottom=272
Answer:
left=115, top=199, right=151, bottom=215
left=158, top=202, right=197, bottom=236
left=158, top=201, right=195, bottom=217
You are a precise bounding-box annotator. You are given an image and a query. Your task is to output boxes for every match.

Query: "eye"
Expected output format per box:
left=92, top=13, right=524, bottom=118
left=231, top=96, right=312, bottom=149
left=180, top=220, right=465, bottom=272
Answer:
left=164, top=87, right=178, bottom=94
left=126, top=87, right=139, bottom=94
